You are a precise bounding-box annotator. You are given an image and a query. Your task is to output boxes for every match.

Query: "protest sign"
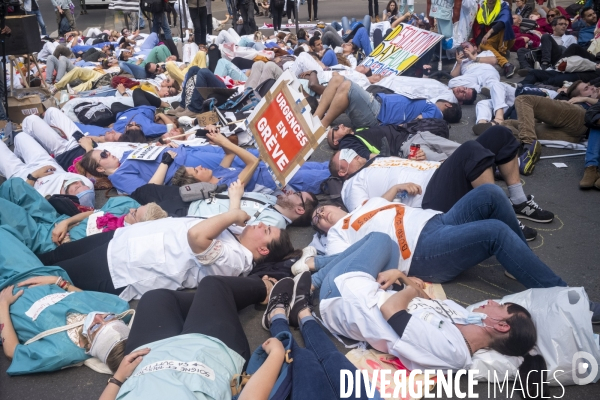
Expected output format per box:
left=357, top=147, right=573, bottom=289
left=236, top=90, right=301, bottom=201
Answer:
left=246, top=70, right=326, bottom=188
left=361, top=24, right=443, bottom=76
left=126, top=145, right=163, bottom=161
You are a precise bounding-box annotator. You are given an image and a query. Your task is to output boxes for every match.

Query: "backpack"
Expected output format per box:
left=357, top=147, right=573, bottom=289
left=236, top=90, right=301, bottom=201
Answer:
left=317, top=176, right=345, bottom=206
left=47, top=195, right=82, bottom=217
left=141, top=0, right=165, bottom=13
left=73, top=102, right=116, bottom=127
left=403, top=118, right=450, bottom=139
left=217, top=87, right=260, bottom=112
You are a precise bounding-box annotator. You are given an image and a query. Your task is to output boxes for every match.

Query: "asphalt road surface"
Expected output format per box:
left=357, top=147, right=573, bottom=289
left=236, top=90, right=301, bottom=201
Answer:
left=1, top=1, right=599, bottom=399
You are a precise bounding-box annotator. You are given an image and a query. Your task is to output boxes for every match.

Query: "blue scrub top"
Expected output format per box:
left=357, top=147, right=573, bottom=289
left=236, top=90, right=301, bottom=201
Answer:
left=113, top=106, right=168, bottom=138
left=376, top=93, right=443, bottom=125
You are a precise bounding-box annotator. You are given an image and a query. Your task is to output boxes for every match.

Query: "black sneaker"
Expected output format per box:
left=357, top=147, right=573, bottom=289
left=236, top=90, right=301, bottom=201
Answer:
left=504, top=62, right=515, bottom=78
left=513, top=195, right=554, bottom=223
left=519, top=221, right=537, bottom=242
left=289, top=271, right=313, bottom=328
left=262, top=278, right=295, bottom=331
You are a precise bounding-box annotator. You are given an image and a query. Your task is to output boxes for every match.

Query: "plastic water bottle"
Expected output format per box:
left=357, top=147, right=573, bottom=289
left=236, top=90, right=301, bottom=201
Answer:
left=393, top=190, right=408, bottom=203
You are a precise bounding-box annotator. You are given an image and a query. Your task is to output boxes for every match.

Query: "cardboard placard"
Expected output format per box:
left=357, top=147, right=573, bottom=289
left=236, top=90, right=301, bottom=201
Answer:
left=246, top=71, right=326, bottom=188
left=126, top=145, right=163, bottom=161
left=195, top=110, right=220, bottom=127
left=361, top=24, right=443, bottom=76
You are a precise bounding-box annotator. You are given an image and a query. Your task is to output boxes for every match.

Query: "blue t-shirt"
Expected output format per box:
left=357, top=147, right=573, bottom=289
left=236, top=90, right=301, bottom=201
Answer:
left=376, top=93, right=443, bottom=125
left=113, top=106, right=168, bottom=138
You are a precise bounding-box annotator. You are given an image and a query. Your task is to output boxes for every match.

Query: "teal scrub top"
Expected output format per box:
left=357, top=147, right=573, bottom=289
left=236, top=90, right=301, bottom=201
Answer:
left=69, top=197, right=141, bottom=241
left=117, top=334, right=244, bottom=400
left=0, top=227, right=130, bottom=375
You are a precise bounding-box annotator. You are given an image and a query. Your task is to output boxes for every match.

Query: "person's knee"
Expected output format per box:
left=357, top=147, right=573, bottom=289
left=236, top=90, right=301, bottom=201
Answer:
left=475, top=183, right=506, bottom=201
left=363, top=232, right=398, bottom=253
left=138, top=288, right=176, bottom=307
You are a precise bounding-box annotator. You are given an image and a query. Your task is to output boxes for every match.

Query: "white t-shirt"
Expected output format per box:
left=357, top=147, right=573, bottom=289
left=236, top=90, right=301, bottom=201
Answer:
left=457, top=50, right=496, bottom=75
left=341, top=157, right=440, bottom=212
left=34, top=172, right=94, bottom=198
left=326, top=197, right=440, bottom=273
left=377, top=75, right=458, bottom=104
left=107, top=218, right=253, bottom=300
left=319, top=68, right=371, bottom=89
left=551, top=34, right=577, bottom=48
left=320, top=272, right=472, bottom=372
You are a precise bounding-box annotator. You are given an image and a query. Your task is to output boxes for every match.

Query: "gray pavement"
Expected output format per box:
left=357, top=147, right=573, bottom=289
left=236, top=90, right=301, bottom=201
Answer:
left=2, top=1, right=600, bottom=399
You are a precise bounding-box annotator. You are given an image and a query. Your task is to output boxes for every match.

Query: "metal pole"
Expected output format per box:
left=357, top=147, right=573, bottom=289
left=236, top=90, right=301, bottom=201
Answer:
left=539, top=153, right=586, bottom=160
left=295, top=0, right=299, bottom=35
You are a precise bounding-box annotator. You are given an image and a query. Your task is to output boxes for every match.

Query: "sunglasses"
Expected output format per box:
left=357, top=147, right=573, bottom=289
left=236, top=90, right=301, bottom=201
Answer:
left=100, top=149, right=109, bottom=159
left=88, top=314, right=116, bottom=337
left=547, top=14, right=557, bottom=17
left=295, top=191, right=305, bottom=210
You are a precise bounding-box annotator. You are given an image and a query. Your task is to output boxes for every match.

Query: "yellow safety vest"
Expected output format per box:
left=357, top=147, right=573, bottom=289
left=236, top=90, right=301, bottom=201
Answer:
left=476, top=0, right=501, bottom=26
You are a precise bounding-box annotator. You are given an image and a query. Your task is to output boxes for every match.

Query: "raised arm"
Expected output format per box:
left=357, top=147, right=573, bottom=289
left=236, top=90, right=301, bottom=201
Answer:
left=205, top=128, right=260, bottom=185
left=187, top=209, right=250, bottom=254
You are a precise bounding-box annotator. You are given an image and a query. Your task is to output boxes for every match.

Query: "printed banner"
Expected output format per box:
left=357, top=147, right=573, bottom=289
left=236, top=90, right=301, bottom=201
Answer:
left=246, top=70, right=326, bottom=188
left=361, top=24, right=443, bottom=76
left=126, top=145, right=163, bottom=161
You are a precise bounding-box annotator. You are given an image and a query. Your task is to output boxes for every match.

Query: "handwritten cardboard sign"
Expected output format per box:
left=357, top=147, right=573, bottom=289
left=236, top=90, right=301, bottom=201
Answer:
left=361, top=24, right=443, bottom=76
left=246, top=71, right=326, bottom=188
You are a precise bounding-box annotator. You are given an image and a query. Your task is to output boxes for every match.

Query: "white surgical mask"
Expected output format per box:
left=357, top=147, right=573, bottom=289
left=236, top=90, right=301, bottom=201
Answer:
left=339, top=148, right=358, bottom=164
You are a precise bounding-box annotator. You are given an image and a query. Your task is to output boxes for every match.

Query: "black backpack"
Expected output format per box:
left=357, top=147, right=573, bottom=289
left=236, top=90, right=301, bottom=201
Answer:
left=403, top=118, right=450, bottom=139
left=141, top=0, right=165, bottom=13
left=47, top=195, right=82, bottom=217
left=73, top=102, right=116, bottom=127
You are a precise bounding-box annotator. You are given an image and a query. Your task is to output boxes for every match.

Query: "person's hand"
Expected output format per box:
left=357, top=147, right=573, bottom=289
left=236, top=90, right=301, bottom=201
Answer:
left=413, top=149, right=426, bottom=161
left=166, top=55, right=177, bottom=61
left=58, top=8, right=64, bottom=14
left=456, top=50, right=465, bottom=64
left=406, top=276, right=425, bottom=290
left=228, top=179, right=245, bottom=200
left=395, top=183, right=422, bottom=196
left=481, top=32, right=491, bottom=45
left=377, top=269, right=402, bottom=290
left=262, top=337, right=285, bottom=356
left=206, top=129, right=228, bottom=147
left=78, top=136, right=95, bottom=151
left=117, top=83, right=126, bottom=95
left=299, top=70, right=316, bottom=79
left=51, top=221, right=71, bottom=244
left=167, top=141, right=180, bottom=148
left=569, top=96, right=590, bottom=104
left=18, top=276, right=60, bottom=288
left=522, top=37, right=530, bottom=44
left=32, top=165, right=56, bottom=179
left=113, top=348, right=151, bottom=382
left=0, top=285, right=23, bottom=307
left=0, top=26, right=11, bottom=35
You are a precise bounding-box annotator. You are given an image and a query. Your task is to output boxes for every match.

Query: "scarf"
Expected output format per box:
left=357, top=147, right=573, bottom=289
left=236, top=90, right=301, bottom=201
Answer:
left=96, top=213, right=126, bottom=232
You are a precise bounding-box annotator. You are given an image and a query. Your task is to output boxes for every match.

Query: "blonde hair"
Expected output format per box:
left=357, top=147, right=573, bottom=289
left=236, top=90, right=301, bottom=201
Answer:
left=140, top=202, right=168, bottom=222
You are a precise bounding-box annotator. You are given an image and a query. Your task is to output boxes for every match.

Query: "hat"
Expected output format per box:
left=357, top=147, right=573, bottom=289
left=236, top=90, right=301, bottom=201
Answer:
left=566, top=80, right=583, bottom=98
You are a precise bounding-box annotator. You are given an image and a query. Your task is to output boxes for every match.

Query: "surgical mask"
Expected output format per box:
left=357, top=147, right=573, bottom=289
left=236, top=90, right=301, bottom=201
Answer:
left=123, top=221, right=131, bottom=227
left=82, top=311, right=107, bottom=339
left=339, top=148, right=358, bottom=164
left=76, top=189, right=96, bottom=208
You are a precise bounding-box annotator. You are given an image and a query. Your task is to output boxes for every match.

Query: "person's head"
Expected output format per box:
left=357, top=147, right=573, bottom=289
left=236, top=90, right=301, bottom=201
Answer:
left=82, top=312, right=130, bottom=372
left=158, top=86, right=179, bottom=97
left=293, top=46, right=306, bottom=56
left=123, top=202, right=168, bottom=225
left=161, top=126, right=185, bottom=140
left=62, top=178, right=96, bottom=208
left=102, top=44, right=115, bottom=54
left=512, top=14, right=523, bottom=26
left=145, top=62, right=164, bottom=77
left=329, top=149, right=368, bottom=179
left=298, top=29, right=307, bottom=40
left=275, top=190, right=318, bottom=226
left=386, top=0, right=398, bottom=14
left=451, top=86, right=477, bottom=105
left=567, top=80, right=600, bottom=99
left=160, top=76, right=176, bottom=88
left=309, top=36, right=323, bottom=52
left=436, top=101, right=462, bottom=123
left=80, top=149, right=121, bottom=177
left=103, top=130, right=122, bottom=142
left=311, top=203, right=349, bottom=235
left=460, top=41, right=478, bottom=56
left=118, top=49, right=131, bottom=61
left=551, top=16, right=569, bottom=35
left=341, top=42, right=355, bottom=55
left=355, top=65, right=371, bottom=76
left=171, top=165, right=213, bottom=186
left=121, top=28, right=130, bottom=36
left=515, top=0, right=524, bottom=7
left=546, top=8, right=561, bottom=24
left=327, top=124, right=354, bottom=149
left=118, top=129, right=148, bottom=143
left=239, top=223, right=294, bottom=263
left=336, top=53, right=351, bottom=67
left=102, top=58, right=119, bottom=69
left=581, top=7, right=598, bottom=26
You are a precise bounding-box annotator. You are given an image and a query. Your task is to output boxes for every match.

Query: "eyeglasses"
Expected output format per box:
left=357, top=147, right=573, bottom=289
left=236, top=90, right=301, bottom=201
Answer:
left=311, top=206, right=325, bottom=227
left=100, top=149, right=109, bottom=159
left=88, top=314, right=117, bottom=337
left=295, top=191, right=305, bottom=210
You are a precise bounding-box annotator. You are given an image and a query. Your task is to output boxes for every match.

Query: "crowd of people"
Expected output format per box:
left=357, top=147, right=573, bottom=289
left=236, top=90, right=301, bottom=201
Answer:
left=0, top=0, right=599, bottom=398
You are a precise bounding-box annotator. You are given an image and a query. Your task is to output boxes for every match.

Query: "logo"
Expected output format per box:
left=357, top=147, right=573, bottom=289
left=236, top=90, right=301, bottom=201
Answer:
left=521, top=206, right=535, bottom=216
left=572, top=351, right=599, bottom=385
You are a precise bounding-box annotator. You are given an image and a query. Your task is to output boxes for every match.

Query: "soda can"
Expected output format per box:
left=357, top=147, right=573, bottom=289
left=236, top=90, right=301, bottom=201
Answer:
left=408, top=144, right=420, bottom=159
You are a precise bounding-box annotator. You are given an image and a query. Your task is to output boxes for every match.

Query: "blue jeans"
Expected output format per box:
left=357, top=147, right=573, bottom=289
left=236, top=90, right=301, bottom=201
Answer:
left=140, top=32, right=159, bottom=50
left=341, top=15, right=371, bottom=34
left=119, top=61, right=147, bottom=79
left=352, top=27, right=373, bottom=55
left=313, top=232, right=399, bottom=301
left=186, top=67, right=227, bottom=113
left=214, top=59, right=248, bottom=82
left=270, top=318, right=381, bottom=400
left=410, top=184, right=568, bottom=288
left=585, top=128, right=600, bottom=167
left=27, top=10, right=47, bottom=36
left=152, top=12, right=172, bottom=40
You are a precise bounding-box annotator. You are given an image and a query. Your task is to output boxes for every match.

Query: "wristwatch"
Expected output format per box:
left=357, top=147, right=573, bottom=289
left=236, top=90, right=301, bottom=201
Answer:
left=27, top=174, right=38, bottom=182
left=107, top=377, right=124, bottom=387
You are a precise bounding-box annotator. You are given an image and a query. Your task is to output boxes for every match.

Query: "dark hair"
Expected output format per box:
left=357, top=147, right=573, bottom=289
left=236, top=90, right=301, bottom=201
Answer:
left=551, top=15, right=567, bottom=27
left=328, top=151, right=341, bottom=178
left=79, top=151, right=105, bottom=177
left=566, top=79, right=583, bottom=98
left=256, top=228, right=295, bottom=264
left=365, top=68, right=373, bottom=77
left=119, top=129, right=148, bottom=143
left=309, top=36, right=321, bottom=48
left=121, top=28, right=128, bottom=35
left=289, top=192, right=318, bottom=227
left=171, top=165, right=199, bottom=186
left=101, top=59, right=110, bottom=69
left=313, top=31, right=321, bottom=39
left=171, top=79, right=181, bottom=92
left=386, top=0, right=399, bottom=15
left=463, top=88, right=478, bottom=105
left=298, top=28, right=307, bottom=39
left=311, top=201, right=348, bottom=236
left=305, top=96, right=318, bottom=115
left=118, top=52, right=127, bottom=61
left=441, top=102, right=462, bottom=123
left=293, top=46, right=306, bottom=56
left=489, top=303, right=548, bottom=398
left=580, top=6, right=595, bottom=18
left=145, top=62, right=156, bottom=78
left=106, top=340, right=127, bottom=373
left=109, top=44, right=115, bottom=52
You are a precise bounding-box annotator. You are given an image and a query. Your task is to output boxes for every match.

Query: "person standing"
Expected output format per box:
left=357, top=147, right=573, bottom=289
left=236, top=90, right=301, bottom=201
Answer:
left=51, top=0, right=76, bottom=31
left=80, top=0, right=87, bottom=15
left=307, top=0, right=318, bottom=22
left=272, top=0, right=285, bottom=32
left=23, top=0, right=47, bottom=36
left=188, top=0, right=208, bottom=46
left=285, top=0, right=296, bottom=25
left=368, top=0, right=380, bottom=21
left=151, top=0, right=173, bottom=40
left=239, top=0, right=257, bottom=34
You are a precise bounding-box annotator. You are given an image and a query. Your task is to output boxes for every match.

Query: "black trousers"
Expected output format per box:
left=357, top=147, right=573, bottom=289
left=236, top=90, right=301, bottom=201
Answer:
left=133, top=88, right=162, bottom=107
left=521, top=68, right=600, bottom=86
left=368, top=0, right=379, bottom=17
left=231, top=56, right=255, bottom=70
left=240, top=1, right=257, bottom=35
left=307, top=0, right=318, bottom=20
left=37, top=231, right=121, bottom=295
left=124, top=276, right=267, bottom=364
left=422, top=126, right=519, bottom=213
left=130, top=184, right=190, bottom=217
left=285, top=0, right=296, bottom=20
left=190, top=6, right=208, bottom=45
left=272, top=5, right=284, bottom=30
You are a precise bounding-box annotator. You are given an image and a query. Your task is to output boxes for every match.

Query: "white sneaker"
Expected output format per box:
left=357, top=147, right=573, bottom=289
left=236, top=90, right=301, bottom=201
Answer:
left=66, top=84, right=76, bottom=95
left=178, top=116, right=195, bottom=126
left=288, top=19, right=292, bottom=25
left=291, top=246, right=317, bottom=276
